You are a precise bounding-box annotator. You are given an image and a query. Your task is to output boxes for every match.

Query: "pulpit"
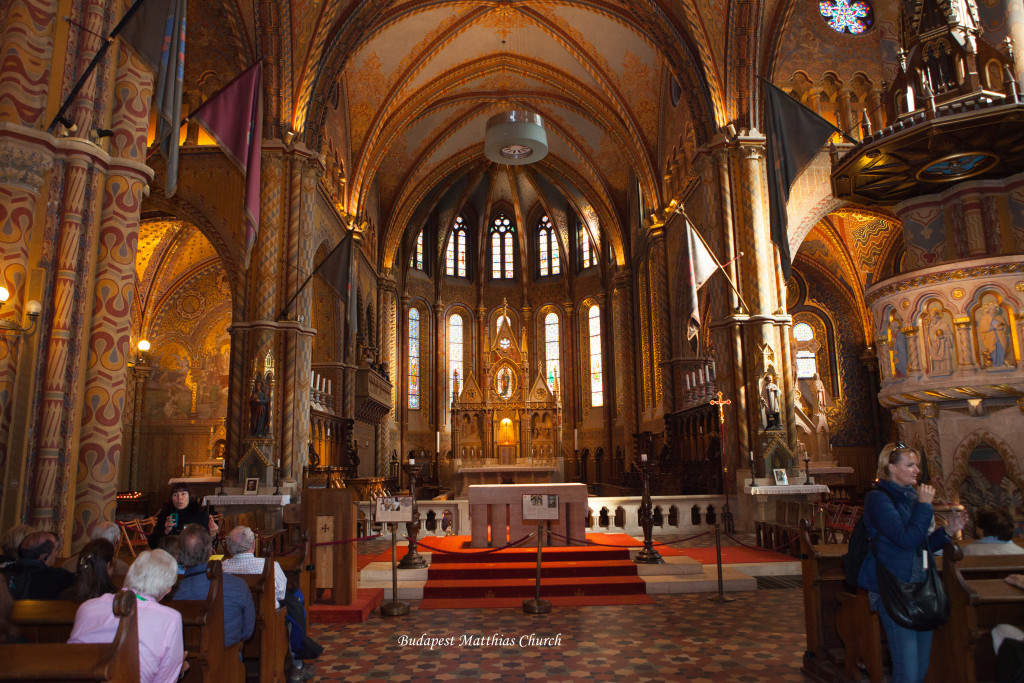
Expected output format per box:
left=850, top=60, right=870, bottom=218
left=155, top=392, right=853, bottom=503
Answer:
left=302, top=487, right=358, bottom=605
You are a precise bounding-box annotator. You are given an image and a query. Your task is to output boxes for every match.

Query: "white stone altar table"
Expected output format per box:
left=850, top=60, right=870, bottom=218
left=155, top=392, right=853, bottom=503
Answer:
left=468, top=483, right=587, bottom=548
left=457, top=465, right=556, bottom=497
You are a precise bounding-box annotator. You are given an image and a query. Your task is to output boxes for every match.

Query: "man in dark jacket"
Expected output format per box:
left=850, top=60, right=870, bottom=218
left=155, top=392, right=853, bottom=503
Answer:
left=172, top=524, right=254, bottom=647
left=4, top=531, right=75, bottom=599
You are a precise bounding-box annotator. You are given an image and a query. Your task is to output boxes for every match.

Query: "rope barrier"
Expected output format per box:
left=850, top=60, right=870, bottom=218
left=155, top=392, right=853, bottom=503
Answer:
left=724, top=532, right=799, bottom=554
left=413, top=533, right=535, bottom=555
left=545, top=528, right=713, bottom=549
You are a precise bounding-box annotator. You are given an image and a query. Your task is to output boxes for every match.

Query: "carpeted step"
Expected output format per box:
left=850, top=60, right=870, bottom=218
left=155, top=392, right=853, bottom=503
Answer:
left=422, top=574, right=649, bottom=599
left=418, top=593, right=655, bottom=609
left=427, top=559, right=640, bottom=580
left=426, top=547, right=631, bottom=564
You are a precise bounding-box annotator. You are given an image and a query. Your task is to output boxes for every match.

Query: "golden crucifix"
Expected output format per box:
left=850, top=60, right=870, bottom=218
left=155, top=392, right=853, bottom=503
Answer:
left=710, top=391, right=731, bottom=425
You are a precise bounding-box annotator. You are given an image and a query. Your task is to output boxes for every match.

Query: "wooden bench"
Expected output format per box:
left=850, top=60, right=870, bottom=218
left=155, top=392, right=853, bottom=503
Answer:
left=798, top=519, right=884, bottom=682
left=236, top=554, right=288, bottom=683
left=0, top=590, right=141, bottom=681
left=11, top=599, right=79, bottom=643
left=171, top=560, right=246, bottom=683
left=926, top=545, right=1024, bottom=683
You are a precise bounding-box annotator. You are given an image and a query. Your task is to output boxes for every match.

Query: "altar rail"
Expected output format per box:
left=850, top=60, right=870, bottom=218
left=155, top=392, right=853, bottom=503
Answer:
left=355, top=493, right=728, bottom=540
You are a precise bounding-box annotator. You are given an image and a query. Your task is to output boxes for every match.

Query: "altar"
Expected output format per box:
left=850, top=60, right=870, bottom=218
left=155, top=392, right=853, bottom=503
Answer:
left=449, top=303, right=564, bottom=490
left=468, top=483, right=587, bottom=548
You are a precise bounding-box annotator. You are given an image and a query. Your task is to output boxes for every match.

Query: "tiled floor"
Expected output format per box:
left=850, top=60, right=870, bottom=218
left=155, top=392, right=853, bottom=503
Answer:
left=308, top=532, right=810, bottom=681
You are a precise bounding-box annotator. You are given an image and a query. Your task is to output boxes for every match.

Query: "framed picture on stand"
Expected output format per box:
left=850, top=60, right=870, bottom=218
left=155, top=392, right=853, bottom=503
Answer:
left=773, top=469, right=789, bottom=486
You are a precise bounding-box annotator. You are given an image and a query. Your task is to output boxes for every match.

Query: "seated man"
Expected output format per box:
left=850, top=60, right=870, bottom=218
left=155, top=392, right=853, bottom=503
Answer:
left=172, top=524, right=254, bottom=648
left=221, top=526, right=286, bottom=605
left=61, top=521, right=131, bottom=575
left=4, top=531, right=75, bottom=599
left=962, top=505, right=1024, bottom=556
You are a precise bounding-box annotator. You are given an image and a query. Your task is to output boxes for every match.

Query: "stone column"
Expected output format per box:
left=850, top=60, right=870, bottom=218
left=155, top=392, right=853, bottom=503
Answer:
left=434, top=303, right=445, bottom=429
left=612, top=270, right=636, bottom=454
left=918, top=402, right=946, bottom=501
left=647, top=227, right=672, bottom=412
left=127, top=364, right=151, bottom=492
left=903, top=325, right=921, bottom=375
left=378, top=277, right=397, bottom=475
left=954, top=317, right=976, bottom=369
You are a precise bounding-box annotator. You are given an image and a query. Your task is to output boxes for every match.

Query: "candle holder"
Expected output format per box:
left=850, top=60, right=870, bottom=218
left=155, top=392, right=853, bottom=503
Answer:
left=803, top=452, right=813, bottom=485
left=749, top=453, right=757, bottom=488
left=634, top=456, right=664, bottom=565
left=397, top=461, right=428, bottom=569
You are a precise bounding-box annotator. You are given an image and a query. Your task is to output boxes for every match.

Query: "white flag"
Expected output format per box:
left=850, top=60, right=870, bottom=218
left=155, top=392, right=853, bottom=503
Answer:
left=685, top=220, right=720, bottom=340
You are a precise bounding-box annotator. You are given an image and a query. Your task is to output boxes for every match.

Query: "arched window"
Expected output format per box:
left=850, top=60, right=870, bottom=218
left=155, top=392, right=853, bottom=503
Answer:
left=793, top=322, right=817, bottom=378
left=490, top=213, right=515, bottom=279
left=588, top=305, right=603, bottom=406
left=408, top=309, right=420, bottom=409
left=448, top=313, right=464, bottom=402
left=538, top=215, right=559, bottom=276
left=580, top=224, right=595, bottom=269
left=410, top=230, right=424, bottom=270
left=445, top=217, right=467, bottom=277
left=545, top=312, right=560, bottom=391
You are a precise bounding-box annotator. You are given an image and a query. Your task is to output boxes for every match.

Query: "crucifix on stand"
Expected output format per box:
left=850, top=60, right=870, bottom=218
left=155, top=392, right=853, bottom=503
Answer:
left=710, top=391, right=735, bottom=533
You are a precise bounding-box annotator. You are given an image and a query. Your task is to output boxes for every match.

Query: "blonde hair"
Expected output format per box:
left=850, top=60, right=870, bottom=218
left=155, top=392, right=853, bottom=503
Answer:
left=876, top=441, right=917, bottom=480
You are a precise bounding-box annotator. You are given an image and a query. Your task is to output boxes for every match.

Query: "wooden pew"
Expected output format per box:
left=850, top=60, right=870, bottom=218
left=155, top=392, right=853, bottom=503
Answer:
left=927, top=545, right=1024, bottom=683
left=236, top=554, right=288, bottom=683
left=10, top=599, right=79, bottom=642
left=171, top=560, right=246, bottom=683
left=0, top=590, right=141, bottom=681
left=798, top=519, right=884, bottom=682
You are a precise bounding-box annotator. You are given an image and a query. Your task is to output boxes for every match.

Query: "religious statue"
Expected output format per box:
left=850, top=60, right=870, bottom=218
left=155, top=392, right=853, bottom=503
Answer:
left=760, top=374, right=781, bottom=430
left=811, top=373, right=828, bottom=415
left=926, top=308, right=954, bottom=374
left=307, top=442, right=320, bottom=468
left=249, top=379, right=270, bottom=437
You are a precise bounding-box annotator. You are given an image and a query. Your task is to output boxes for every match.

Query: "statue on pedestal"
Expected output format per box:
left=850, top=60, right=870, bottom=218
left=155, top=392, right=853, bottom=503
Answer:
left=760, top=374, right=781, bottom=430
left=249, top=380, right=270, bottom=437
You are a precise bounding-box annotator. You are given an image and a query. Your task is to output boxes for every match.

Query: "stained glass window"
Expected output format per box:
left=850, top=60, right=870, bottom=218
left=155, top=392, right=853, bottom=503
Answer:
left=580, top=225, right=595, bottom=269
left=793, top=323, right=818, bottom=378
left=445, top=217, right=467, bottom=277
left=819, top=0, right=873, bottom=35
left=538, top=216, right=559, bottom=276
left=448, top=313, right=463, bottom=402
left=410, top=230, right=424, bottom=270
left=490, top=213, right=515, bottom=279
left=408, top=308, right=420, bottom=409
left=497, top=314, right=510, bottom=333
left=545, top=312, right=560, bottom=392
left=589, top=304, right=603, bottom=407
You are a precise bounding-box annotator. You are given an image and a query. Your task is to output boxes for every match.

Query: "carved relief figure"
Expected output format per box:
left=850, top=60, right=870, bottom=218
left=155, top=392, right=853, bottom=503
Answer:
left=889, top=313, right=909, bottom=378
left=976, top=297, right=1014, bottom=368
left=924, top=305, right=954, bottom=374
left=811, top=373, right=828, bottom=415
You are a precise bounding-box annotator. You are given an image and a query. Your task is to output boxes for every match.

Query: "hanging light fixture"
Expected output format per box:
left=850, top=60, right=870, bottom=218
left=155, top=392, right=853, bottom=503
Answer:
left=484, top=110, right=548, bottom=165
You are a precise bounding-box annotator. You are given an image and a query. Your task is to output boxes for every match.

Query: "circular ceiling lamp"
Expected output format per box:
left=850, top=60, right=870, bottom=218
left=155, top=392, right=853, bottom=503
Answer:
left=484, top=110, right=548, bottom=165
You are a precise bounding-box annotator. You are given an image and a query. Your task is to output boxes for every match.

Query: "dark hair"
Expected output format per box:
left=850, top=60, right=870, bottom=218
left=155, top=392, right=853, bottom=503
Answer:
left=0, top=579, right=17, bottom=643
left=17, top=532, right=57, bottom=560
left=170, top=483, right=192, bottom=498
left=158, top=534, right=180, bottom=558
left=62, top=539, right=116, bottom=603
left=177, top=524, right=212, bottom=569
left=975, top=505, right=1016, bottom=542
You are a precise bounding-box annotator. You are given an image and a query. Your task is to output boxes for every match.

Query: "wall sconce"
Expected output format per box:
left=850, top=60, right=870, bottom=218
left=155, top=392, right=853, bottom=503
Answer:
left=0, top=287, right=42, bottom=337
left=128, top=339, right=151, bottom=367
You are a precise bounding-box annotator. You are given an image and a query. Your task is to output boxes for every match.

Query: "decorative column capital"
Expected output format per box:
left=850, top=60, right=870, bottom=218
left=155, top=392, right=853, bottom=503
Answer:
left=918, top=402, right=939, bottom=419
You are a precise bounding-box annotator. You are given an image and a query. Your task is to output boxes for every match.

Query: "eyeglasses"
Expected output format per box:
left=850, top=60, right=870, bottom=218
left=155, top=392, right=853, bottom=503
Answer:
left=893, top=441, right=907, bottom=450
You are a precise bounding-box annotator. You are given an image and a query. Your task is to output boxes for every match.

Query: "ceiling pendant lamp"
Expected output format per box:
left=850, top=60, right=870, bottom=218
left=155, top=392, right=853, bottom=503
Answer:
left=484, top=110, right=548, bottom=165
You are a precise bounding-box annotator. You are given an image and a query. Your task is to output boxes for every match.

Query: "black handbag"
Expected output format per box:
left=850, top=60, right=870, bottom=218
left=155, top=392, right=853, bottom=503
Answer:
left=874, top=540, right=949, bottom=631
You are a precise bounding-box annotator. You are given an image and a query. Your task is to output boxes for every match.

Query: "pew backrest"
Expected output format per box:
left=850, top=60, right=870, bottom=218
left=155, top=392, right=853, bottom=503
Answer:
left=170, top=560, right=244, bottom=683
left=0, top=590, right=140, bottom=682
left=236, top=553, right=287, bottom=683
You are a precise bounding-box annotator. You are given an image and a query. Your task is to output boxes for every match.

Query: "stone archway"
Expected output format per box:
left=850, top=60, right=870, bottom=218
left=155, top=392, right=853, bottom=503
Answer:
left=945, top=430, right=1024, bottom=508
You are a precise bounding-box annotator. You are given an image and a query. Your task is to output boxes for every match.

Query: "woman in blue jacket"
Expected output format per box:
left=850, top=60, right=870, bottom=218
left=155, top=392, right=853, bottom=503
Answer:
left=858, top=442, right=966, bottom=683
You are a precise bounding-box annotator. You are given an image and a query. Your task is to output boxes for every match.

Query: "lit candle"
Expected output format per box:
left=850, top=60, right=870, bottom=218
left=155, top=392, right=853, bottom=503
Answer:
left=574, top=428, right=578, bottom=450
left=749, top=450, right=754, bottom=464
left=640, top=453, right=647, bottom=462
left=436, top=431, right=440, bottom=453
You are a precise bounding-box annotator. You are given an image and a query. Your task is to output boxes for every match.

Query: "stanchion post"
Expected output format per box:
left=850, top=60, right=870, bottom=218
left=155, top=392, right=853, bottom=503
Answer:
left=707, top=523, right=734, bottom=603
left=634, top=453, right=664, bottom=564
left=523, top=524, right=551, bottom=614
left=397, top=461, right=427, bottom=569
left=381, top=523, right=410, bottom=616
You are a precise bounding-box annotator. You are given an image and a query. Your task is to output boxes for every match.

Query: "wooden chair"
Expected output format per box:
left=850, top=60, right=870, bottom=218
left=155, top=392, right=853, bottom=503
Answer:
left=238, top=554, right=288, bottom=683
left=828, top=504, right=862, bottom=543
left=0, top=590, right=141, bottom=681
left=120, top=516, right=156, bottom=558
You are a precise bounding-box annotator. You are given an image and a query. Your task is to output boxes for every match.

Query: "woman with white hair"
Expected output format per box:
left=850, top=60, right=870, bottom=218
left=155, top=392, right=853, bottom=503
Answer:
left=69, top=549, right=186, bottom=683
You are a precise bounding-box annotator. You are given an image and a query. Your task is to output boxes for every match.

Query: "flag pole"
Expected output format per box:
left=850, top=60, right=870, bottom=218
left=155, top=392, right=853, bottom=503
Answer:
left=668, top=209, right=752, bottom=314
left=275, top=228, right=352, bottom=321
left=47, top=0, right=153, bottom=133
